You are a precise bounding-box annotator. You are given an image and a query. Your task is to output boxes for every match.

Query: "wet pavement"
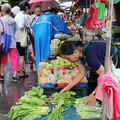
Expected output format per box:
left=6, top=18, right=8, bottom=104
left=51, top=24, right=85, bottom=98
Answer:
left=0, top=60, right=37, bottom=120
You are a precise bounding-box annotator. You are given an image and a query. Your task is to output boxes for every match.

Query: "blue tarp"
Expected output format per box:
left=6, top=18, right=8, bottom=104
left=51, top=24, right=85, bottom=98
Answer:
left=36, top=106, right=81, bottom=120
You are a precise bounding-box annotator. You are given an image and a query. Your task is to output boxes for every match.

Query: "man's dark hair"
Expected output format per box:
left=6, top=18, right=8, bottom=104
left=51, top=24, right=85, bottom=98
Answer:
left=19, top=1, right=30, bottom=11
left=48, top=7, right=58, bottom=13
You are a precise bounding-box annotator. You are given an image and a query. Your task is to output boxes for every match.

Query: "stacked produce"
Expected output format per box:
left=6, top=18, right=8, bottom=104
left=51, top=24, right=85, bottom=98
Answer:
left=47, top=56, right=79, bottom=67
left=50, top=39, right=61, bottom=55
left=74, top=96, right=102, bottom=119
left=39, top=56, right=81, bottom=88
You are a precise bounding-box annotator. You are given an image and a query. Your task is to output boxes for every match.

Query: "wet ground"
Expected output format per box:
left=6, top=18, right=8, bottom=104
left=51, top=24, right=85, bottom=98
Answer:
left=0, top=60, right=37, bottom=120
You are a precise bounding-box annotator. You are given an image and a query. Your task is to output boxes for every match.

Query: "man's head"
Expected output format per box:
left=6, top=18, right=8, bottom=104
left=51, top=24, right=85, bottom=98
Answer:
left=19, top=1, right=30, bottom=12
left=34, top=6, right=41, bottom=16
left=48, top=7, right=58, bottom=15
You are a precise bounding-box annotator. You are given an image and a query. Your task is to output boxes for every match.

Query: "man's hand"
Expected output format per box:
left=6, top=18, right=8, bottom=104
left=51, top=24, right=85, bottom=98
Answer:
left=85, top=93, right=96, bottom=105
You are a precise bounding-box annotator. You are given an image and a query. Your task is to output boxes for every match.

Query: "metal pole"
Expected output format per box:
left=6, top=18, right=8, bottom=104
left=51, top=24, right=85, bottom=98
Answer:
left=102, top=0, right=113, bottom=119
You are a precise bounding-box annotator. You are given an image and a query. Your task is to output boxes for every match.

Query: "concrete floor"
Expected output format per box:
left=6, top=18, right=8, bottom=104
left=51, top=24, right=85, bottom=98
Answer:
left=0, top=60, right=37, bottom=120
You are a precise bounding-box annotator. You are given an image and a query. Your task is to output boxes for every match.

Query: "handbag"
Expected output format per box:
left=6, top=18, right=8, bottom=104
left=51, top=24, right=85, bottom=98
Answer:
left=0, top=19, right=11, bottom=55
left=20, top=31, right=27, bottom=47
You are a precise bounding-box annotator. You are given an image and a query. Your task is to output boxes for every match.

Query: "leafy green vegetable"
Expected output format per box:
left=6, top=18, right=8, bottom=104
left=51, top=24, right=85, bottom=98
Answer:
left=51, top=91, right=76, bottom=107
left=47, top=56, right=79, bottom=67
left=8, top=87, right=49, bottom=120
left=74, top=96, right=102, bottom=119
left=8, top=104, right=50, bottom=120
left=47, top=101, right=63, bottom=120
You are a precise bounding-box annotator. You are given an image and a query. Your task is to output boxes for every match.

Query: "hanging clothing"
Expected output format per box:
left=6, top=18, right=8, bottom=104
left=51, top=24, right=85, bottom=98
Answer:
left=32, top=12, right=71, bottom=72
left=85, top=3, right=105, bottom=29
left=95, top=0, right=105, bottom=20
left=96, top=71, right=120, bottom=120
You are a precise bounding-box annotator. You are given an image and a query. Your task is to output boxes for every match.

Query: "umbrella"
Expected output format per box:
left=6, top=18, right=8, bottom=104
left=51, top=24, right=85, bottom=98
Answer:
left=29, top=0, right=59, bottom=11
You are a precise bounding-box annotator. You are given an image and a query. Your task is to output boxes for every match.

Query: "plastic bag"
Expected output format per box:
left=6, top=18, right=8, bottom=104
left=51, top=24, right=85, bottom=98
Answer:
left=20, top=33, right=27, bottom=47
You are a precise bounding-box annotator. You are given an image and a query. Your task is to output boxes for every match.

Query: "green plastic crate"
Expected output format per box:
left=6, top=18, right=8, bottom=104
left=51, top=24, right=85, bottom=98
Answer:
left=43, top=87, right=88, bottom=98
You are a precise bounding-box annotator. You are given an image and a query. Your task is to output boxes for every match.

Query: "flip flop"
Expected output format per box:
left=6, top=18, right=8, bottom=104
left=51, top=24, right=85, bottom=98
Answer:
left=0, top=75, right=4, bottom=82
left=19, top=73, right=29, bottom=78
left=12, top=77, right=18, bottom=83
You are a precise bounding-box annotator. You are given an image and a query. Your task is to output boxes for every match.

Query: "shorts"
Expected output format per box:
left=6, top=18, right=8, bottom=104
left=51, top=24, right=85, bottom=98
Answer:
left=16, top=42, right=25, bottom=56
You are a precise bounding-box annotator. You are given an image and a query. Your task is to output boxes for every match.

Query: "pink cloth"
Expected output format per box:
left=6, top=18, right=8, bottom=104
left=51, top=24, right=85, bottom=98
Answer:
left=85, top=3, right=105, bottom=29
left=96, top=71, right=120, bottom=120
left=0, top=48, right=18, bottom=71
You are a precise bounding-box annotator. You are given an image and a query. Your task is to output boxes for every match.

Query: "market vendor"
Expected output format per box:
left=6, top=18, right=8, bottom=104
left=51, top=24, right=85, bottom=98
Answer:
left=59, top=39, right=120, bottom=105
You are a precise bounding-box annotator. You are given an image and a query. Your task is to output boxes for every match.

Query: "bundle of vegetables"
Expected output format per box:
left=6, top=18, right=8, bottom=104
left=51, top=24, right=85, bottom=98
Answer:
left=8, top=87, right=50, bottom=120
left=8, top=104, right=50, bottom=120
left=74, top=96, right=102, bottom=119
left=51, top=91, right=76, bottom=107
left=47, top=101, right=63, bottom=120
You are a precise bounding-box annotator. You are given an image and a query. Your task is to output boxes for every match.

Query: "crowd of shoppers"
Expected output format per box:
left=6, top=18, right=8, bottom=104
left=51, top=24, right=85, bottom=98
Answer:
left=0, top=2, right=30, bottom=82
left=0, top=1, right=71, bottom=82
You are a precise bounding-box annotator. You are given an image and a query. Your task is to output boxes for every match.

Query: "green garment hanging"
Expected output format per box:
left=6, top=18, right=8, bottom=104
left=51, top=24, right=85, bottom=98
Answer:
left=95, top=0, right=105, bottom=20
left=111, top=63, right=120, bottom=84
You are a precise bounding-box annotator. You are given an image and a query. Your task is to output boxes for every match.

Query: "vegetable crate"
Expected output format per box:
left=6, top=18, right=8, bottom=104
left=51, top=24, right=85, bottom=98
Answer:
left=42, top=87, right=88, bottom=98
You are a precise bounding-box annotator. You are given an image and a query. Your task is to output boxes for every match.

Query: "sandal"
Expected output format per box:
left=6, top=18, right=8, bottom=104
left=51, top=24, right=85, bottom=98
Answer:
left=19, top=72, right=29, bottom=78
left=0, top=75, right=4, bottom=82
left=12, top=77, right=18, bottom=82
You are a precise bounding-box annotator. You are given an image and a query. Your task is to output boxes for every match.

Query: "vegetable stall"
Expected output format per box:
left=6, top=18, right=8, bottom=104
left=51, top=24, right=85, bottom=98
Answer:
left=8, top=87, right=102, bottom=120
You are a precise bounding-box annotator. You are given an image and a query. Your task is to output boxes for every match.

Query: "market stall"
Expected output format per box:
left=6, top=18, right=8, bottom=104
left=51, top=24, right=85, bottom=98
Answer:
left=8, top=87, right=101, bottom=120
left=8, top=0, right=120, bottom=119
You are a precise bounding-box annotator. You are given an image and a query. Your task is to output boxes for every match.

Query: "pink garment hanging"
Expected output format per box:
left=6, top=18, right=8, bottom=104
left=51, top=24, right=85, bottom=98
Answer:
left=85, top=3, right=105, bottom=29
left=96, top=71, right=120, bottom=120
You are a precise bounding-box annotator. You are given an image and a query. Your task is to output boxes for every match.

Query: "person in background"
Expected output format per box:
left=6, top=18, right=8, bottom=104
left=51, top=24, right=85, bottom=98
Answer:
left=32, top=7, right=71, bottom=73
left=11, top=6, right=20, bottom=18
left=29, top=6, right=41, bottom=27
left=59, top=40, right=120, bottom=105
left=15, top=1, right=30, bottom=78
left=0, top=3, right=18, bottom=82
left=29, top=6, right=42, bottom=72
left=62, top=12, right=68, bottom=22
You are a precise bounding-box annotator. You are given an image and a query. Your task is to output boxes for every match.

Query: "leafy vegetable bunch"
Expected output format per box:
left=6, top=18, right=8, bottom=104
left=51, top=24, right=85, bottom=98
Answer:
left=51, top=91, right=76, bottom=107
left=8, top=87, right=50, bottom=120
left=74, top=96, right=102, bottom=119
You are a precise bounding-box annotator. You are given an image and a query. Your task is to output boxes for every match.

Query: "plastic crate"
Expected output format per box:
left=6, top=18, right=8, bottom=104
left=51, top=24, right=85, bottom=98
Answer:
left=42, top=87, right=88, bottom=98
left=57, top=83, right=69, bottom=88
left=38, top=82, right=56, bottom=88
left=74, top=82, right=88, bottom=88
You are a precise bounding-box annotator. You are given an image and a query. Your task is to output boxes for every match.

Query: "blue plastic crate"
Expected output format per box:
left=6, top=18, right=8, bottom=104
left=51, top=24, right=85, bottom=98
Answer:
left=74, top=82, right=88, bottom=88
left=38, top=82, right=56, bottom=88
